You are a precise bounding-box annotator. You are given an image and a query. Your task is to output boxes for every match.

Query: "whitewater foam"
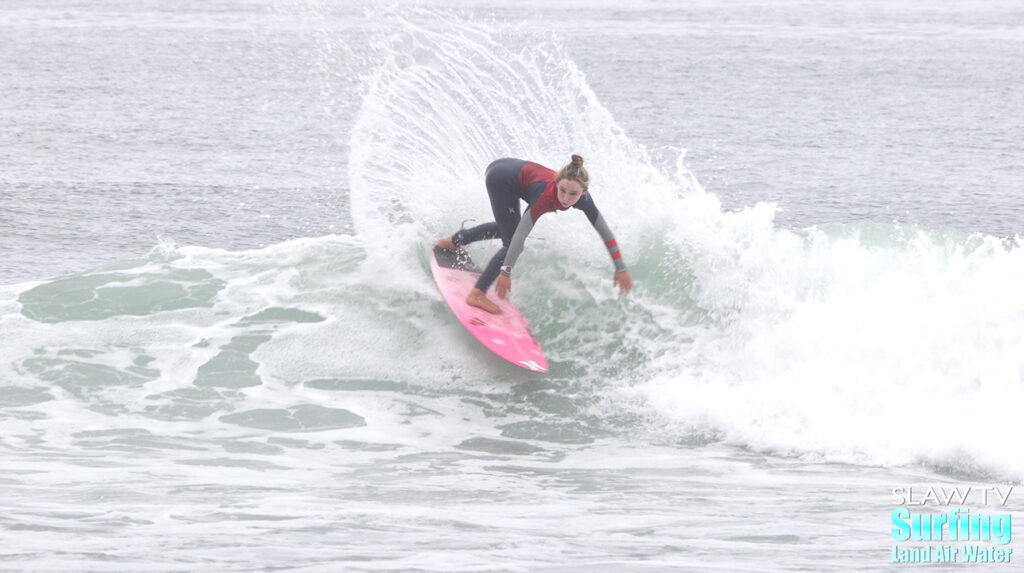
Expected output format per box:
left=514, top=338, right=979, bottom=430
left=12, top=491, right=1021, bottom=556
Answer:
left=338, top=9, right=1024, bottom=480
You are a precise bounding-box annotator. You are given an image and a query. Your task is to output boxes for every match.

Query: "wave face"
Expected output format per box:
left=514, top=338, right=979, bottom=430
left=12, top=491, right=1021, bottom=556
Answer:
left=2, top=9, right=1023, bottom=489
left=346, top=12, right=1024, bottom=480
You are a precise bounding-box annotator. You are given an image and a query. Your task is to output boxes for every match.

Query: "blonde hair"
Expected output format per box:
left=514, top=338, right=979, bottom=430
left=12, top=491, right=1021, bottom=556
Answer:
left=556, top=154, right=589, bottom=191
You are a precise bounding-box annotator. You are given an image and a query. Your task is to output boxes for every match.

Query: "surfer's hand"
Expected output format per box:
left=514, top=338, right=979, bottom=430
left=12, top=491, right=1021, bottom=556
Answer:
left=496, top=275, right=511, bottom=299
left=614, top=270, right=632, bottom=295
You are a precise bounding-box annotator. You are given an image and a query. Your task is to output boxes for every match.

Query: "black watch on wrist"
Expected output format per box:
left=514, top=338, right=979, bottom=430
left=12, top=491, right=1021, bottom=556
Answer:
left=500, top=265, right=512, bottom=276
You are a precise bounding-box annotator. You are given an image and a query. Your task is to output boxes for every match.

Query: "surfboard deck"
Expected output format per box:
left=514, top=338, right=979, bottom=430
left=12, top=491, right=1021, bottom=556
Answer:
left=429, top=245, right=548, bottom=373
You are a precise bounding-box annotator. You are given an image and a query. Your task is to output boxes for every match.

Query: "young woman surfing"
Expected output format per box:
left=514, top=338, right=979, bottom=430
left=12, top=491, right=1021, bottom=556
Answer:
left=438, top=155, right=632, bottom=314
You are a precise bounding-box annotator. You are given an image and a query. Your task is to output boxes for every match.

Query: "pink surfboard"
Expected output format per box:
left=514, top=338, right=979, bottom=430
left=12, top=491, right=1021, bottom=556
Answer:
left=429, top=246, right=548, bottom=373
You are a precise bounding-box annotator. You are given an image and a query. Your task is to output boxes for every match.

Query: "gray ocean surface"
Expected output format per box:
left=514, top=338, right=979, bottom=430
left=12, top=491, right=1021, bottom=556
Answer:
left=2, top=1, right=1023, bottom=571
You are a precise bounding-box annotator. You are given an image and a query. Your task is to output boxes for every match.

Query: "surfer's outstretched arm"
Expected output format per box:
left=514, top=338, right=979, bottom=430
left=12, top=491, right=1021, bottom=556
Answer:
left=576, top=197, right=632, bottom=295
left=594, top=214, right=631, bottom=295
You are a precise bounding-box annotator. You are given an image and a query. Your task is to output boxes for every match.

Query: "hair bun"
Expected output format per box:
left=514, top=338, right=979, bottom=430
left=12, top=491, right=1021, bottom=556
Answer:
left=557, top=154, right=591, bottom=189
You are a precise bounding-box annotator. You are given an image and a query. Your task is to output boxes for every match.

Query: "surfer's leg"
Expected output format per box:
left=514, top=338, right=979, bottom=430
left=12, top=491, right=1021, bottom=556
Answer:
left=474, top=245, right=508, bottom=293
left=449, top=223, right=500, bottom=248
left=442, top=159, right=523, bottom=250
left=463, top=159, right=526, bottom=314
left=471, top=168, right=521, bottom=294
left=484, top=159, right=524, bottom=242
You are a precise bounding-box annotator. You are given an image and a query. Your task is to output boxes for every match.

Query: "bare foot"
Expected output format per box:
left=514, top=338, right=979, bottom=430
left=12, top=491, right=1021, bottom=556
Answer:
left=437, top=237, right=458, bottom=250
left=466, top=288, right=502, bottom=314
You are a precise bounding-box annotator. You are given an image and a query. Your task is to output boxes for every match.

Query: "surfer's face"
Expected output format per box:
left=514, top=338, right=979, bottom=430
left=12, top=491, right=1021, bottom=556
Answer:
left=556, top=179, right=585, bottom=208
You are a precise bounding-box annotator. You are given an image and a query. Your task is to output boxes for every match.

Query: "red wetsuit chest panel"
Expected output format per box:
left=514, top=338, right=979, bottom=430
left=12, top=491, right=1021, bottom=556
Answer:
left=529, top=183, right=569, bottom=223
left=518, top=162, right=570, bottom=223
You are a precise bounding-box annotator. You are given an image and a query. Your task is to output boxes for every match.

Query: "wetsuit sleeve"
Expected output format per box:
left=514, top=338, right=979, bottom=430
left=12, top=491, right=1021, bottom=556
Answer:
left=592, top=213, right=627, bottom=272
left=577, top=196, right=627, bottom=273
left=501, top=213, right=536, bottom=274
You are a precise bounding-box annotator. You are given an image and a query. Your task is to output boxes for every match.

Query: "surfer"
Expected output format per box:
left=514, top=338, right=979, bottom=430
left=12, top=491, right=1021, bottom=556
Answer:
left=438, top=155, right=632, bottom=314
